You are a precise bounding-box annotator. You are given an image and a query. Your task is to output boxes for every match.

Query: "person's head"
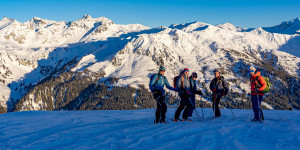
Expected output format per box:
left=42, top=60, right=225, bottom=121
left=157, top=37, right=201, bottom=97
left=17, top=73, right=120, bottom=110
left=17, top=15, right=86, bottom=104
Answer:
left=159, top=66, right=165, bottom=75
left=214, top=69, right=220, bottom=78
left=191, top=72, right=197, bottom=81
left=183, top=68, right=189, bottom=76
left=249, top=66, right=256, bottom=75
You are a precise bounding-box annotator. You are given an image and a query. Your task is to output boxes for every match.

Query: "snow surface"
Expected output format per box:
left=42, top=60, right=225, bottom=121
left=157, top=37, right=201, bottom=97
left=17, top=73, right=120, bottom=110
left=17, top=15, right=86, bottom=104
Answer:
left=1, top=109, right=299, bottom=150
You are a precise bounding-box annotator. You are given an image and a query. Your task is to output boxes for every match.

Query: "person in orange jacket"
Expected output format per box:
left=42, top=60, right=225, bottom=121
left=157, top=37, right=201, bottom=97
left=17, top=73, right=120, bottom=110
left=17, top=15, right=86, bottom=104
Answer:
left=249, top=66, right=267, bottom=121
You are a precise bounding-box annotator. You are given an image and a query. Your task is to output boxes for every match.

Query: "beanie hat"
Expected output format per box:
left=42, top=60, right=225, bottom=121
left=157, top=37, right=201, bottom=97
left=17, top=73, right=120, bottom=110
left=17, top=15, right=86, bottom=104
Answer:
left=249, top=66, right=256, bottom=71
left=183, top=68, right=189, bottom=72
left=214, top=69, right=220, bottom=73
left=191, top=72, right=197, bottom=78
left=159, top=66, right=165, bottom=71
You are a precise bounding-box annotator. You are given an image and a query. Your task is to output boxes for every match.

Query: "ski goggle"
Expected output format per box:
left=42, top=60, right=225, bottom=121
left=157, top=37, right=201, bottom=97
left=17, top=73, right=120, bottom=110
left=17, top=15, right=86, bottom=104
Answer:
left=249, top=70, right=255, bottom=73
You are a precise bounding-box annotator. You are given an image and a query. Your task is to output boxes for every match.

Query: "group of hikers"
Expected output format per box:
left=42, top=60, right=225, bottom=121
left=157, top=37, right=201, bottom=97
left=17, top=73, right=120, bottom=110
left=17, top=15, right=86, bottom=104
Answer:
left=149, top=65, right=267, bottom=123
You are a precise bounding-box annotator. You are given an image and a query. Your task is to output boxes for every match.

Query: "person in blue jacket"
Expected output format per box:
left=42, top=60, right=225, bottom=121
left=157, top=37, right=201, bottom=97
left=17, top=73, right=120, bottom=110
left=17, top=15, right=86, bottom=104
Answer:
left=149, top=66, right=177, bottom=123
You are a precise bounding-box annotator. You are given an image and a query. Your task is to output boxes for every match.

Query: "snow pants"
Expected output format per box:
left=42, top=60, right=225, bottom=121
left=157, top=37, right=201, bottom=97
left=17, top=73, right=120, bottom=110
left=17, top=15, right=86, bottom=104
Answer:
left=212, top=94, right=221, bottom=117
left=153, top=91, right=167, bottom=123
left=188, top=94, right=195, bottom=117
left=251, top=95, right=264, bottom=120
left=175, top=93, right=192, bottom=120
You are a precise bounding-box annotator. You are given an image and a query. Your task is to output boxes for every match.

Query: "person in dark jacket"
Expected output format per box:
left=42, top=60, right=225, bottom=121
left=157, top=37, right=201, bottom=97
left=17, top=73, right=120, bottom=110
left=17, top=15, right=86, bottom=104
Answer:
left=149, top=66, right=177, bottom=123
left=174, top=68, right=193, bottom=121
left=209, top=69, right=229, bottom=118
left=188, top=72, right=202, bottom=118
left=249, top=66, right=266, bottom=121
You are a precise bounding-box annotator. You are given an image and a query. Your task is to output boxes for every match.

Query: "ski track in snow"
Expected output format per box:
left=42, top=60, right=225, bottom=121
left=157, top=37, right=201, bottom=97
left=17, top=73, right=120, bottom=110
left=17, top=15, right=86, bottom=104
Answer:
left=0, top=109, right=300, bottom=150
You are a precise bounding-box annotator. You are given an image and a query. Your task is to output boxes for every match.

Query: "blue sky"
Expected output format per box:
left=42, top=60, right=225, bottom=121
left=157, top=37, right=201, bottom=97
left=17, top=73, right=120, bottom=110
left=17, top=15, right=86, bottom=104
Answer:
left=0, top=0, right=299, bottom=28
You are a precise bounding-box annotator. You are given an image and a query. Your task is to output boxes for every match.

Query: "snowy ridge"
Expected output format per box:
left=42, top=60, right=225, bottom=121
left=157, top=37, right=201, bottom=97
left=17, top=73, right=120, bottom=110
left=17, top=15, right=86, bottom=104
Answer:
left=0, top=16, right=300, bottom=112
left=0, top=17, right=14, bottom=30
left=0, top=109, right=299, bottom=149
left=263, top=17, right=300, bottom=34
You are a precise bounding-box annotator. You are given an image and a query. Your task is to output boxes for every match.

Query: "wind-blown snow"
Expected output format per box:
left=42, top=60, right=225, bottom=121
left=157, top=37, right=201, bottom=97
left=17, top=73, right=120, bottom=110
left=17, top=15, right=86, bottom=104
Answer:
left=0, top=109, right=299, bottom=149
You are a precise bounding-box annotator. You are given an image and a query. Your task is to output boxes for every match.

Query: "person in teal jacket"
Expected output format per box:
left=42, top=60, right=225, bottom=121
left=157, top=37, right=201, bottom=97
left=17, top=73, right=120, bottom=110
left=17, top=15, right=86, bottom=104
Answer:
left=149, top=66, right=177, bottom=123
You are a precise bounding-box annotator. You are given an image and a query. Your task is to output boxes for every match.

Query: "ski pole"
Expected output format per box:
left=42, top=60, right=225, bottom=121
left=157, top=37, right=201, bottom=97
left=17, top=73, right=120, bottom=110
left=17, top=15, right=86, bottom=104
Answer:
left=257, top=94, right=264, bottom=120
left=188, top=97, right=202, bottom=121
left=201, top=96, right=204, bottom=120
left=155, top=96, right=162, bottom=106
left=225, top=97, right=236, bottom=119
left=213, top=92, right=216, bottom=118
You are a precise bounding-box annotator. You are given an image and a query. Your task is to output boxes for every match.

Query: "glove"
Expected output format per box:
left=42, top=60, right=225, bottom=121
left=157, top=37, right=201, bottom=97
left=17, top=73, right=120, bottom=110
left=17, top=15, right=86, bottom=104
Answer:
left=212, top=89, right=217, bottom=92
left=179, top=90, right=184, bottom=95
left=255, top=88, right=260, bottom=93
left=160, top=89, right=166, bottom=94
left=186, top=90, right=192, bottom=96
left=196, top=90, right=202, bottom=95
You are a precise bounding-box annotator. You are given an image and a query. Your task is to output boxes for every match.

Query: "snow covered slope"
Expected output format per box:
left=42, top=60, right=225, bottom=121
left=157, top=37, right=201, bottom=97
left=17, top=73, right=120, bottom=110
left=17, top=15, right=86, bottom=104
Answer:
left=0, top=16, right=300, bottom=113
left=263, top=17, right=300, bottom=35
left=0, top=109, right=299, bottom=149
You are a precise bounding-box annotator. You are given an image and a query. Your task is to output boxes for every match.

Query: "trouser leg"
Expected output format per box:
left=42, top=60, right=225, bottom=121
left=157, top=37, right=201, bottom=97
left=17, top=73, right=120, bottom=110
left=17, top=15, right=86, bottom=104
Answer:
left=188, top=95, right=195, bottom=117
left=183, top=96, right=193, bottom=119
left=251, top=95, right=259, bottom=120
left=154, top=92, right=164, bottom=123
left=160, top=103, right=167, bottom=122
left=175, top=96, right=185, bottom=120
left=258, top=95, right=264, bottom=120
left=215, top=96, right=221, bottom=117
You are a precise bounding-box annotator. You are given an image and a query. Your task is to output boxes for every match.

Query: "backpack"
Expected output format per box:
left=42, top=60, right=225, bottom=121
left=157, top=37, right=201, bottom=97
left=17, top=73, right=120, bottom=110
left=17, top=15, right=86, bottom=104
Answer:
left=150, top=74, right=165, bottom=87
left=173, top=76, right=180, bottom=88
left=256, top=76, right=272, bottom=94
left=173, top=75, right=189, bottom=88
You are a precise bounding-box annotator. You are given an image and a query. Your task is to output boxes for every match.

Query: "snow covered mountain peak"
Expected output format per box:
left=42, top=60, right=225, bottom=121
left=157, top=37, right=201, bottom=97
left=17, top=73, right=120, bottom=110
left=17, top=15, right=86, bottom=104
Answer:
left=263, top=18, right=300, bottom=34
left=27, top=17, right=56, bottom=26
left=169, top=21, right=212, bottom=32
left=216, top=23, right=238, bottom=31
left=290, top=17, right=300, bottom=22
left=0, top=16, right=300, bottom=113
left=81, top=14, right=93, bottom=20
left=1, top=16, right=14, bottom=22
left=77, top=14, right=112, bottom=24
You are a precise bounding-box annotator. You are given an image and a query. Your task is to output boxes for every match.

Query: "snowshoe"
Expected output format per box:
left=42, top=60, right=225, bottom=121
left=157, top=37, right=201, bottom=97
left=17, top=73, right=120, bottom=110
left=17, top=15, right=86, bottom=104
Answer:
left=159, top=120, right=168, bottom=123
left=181, top=118, right=192, bottom=122
left=171, top=119, right=180, bottom=122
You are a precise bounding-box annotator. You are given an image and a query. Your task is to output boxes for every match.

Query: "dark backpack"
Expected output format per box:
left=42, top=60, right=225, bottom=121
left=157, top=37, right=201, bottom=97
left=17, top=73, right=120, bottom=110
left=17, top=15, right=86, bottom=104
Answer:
left=173, top=76, right=180, bottom=88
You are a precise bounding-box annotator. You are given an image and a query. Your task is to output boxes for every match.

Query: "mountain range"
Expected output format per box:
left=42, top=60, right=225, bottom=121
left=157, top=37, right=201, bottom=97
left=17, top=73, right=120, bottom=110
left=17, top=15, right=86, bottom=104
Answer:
left=0, top=15, right=300, bottom=113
